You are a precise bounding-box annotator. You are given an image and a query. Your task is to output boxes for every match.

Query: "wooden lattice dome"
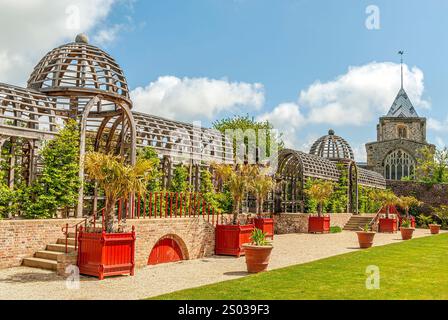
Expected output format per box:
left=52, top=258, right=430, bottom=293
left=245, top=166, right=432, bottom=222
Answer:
left=27, top=34, right=131, bottom=107
left=309, top=129, right=354, bottom=161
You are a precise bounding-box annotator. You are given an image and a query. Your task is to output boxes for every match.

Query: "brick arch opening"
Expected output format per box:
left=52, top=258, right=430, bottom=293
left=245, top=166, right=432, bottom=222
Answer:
left=147, top=234, right=189, bottom=265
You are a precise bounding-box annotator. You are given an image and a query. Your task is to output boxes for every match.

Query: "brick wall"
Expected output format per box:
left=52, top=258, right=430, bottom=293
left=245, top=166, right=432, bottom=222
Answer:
left=0, top=219, right=83, bottom=269
left=0, top=217, right=216, bottom=270
left=387, top=180, right=448, bottom=215
left=129, top=218, right=215, bottom=267
left=274, top=213, right=352, bottom=234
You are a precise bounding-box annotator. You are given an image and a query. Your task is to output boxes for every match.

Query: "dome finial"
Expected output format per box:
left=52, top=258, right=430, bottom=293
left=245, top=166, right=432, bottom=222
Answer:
left=328, top=129, right=335, bottom=135
left=75, top=33, right=89, bottom=44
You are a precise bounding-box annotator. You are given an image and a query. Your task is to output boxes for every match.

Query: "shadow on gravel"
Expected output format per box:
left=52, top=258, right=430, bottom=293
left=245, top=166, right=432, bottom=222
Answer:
left=223, top=271, right=248, bottom=277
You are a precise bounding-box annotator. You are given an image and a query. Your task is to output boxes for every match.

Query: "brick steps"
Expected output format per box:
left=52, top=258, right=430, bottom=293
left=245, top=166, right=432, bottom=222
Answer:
left=22, top=257, right=57, bottom=271
left=343, top=216, right=375, bottom=231
left=22, top=237, right=77, bottom=271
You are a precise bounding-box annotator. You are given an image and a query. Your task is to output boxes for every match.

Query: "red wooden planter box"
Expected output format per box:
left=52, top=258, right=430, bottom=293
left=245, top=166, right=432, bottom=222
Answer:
left=379, top=218, right=398, bottom=233
left=215, top=224, right=255, bottom=257
left=308, top=216, right=330, bottom=233
left=77, top=228, right=136, bottom=280
left=254, top=217, right=274, bottom=239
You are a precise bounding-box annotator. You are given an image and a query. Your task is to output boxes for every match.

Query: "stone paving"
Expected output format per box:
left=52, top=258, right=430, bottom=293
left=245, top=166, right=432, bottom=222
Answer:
left=0, top=229, right=442, bottom=300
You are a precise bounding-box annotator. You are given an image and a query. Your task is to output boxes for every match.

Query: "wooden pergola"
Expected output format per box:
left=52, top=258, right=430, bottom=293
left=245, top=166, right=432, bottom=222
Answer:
left=0, top=34, right=233, bottom=217
left=275, top=149, right=386, bottom=214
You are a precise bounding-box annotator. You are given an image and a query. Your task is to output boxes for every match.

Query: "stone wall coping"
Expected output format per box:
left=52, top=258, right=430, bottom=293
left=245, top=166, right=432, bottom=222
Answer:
left=0, top=218, right=84, bottom=224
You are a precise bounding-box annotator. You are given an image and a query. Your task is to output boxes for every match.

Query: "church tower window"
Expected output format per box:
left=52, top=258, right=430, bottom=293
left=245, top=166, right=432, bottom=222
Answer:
left=397, top=125, right=408, bottom=139
left=383, top=149, right=415, bottom=180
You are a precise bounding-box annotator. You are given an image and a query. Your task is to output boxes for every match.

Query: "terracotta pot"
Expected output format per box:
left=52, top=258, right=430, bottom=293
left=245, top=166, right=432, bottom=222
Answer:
left=429, top=224, right=441, bottom=235
left=400, top=227, right=415, bottom=240
left=242, top=244, right=273, bottom=273
left=356, top=231, right=376, bottom=249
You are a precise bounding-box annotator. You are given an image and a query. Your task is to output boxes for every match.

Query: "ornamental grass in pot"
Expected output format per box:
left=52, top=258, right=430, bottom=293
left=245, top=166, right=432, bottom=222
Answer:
left=400, top=218, right=415, bottom=240
left=243, top=228, right=273, bottom=273
left=356, top=224, right=376, bottom=249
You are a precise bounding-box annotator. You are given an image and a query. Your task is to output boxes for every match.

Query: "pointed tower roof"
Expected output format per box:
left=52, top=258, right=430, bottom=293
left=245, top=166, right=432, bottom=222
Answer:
left=385, top=51, right=419, bottom=118
left=386, top=88, right=419, bottom=118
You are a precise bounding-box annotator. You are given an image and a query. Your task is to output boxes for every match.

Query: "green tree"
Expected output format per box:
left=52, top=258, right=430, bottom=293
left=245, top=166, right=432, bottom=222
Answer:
left=170, top=164, right=189, bottom=192
left=398, top=196, right=422, bottom=219
left=415, top=146, right=448, bottom=184
left=85, top=152, right=154, bottom=232
left=137, top=147, right=162, bottom=192
left=304, top=179, right=335, bottom=216
left=213, top=163, right=257, bottom=224
left=21, top=119, right=80, bottom=218
left=199, top=168, right=219, bottom=211
left=249, top=167, right=274, bottom=215
left=213, top=115, right=284, bottom=160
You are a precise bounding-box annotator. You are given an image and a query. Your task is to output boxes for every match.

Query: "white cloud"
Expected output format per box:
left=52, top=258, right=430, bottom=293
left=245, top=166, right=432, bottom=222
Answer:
left=131, top=76, right=265, bottom=121
left=299, top=62, right=429, bottom=126
left=435, top=136, right=446, bottom=149
left=256, top=102, right=305, bottom=148
left=0, top=0, right=117, bottom=85
left=352, top=143, right=367, bottom=162
left=93, top=24, right=125, bottom=46
left=428, top=117, right=448, bottom=132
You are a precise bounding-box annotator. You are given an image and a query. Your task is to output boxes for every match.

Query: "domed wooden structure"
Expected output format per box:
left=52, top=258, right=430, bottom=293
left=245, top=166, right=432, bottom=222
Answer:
left=309, top=129, right=354, bottom=161
left=0, top=34, right=232, bottom=217
left=0, top=34, right=384, bottom=218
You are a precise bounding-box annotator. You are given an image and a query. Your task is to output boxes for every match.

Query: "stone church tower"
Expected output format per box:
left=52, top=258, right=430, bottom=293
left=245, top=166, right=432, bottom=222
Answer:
left=366, top=56, right=434, bottom=180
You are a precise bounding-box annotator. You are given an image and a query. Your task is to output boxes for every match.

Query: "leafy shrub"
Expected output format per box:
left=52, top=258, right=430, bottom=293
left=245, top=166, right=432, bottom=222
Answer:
left=250, top=228, right=270, bottom=246
left=417, top=214, right=432, bottom=228
left=330, top=226, right=342, bottom=233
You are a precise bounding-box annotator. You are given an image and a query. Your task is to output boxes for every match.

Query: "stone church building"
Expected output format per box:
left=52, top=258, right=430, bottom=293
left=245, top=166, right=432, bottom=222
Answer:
left=366, top=85, right=435, bottom=180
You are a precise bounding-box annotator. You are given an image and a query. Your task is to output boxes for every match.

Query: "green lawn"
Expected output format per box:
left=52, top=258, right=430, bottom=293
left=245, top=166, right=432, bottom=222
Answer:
left=152, top=234, right=448, bottom=300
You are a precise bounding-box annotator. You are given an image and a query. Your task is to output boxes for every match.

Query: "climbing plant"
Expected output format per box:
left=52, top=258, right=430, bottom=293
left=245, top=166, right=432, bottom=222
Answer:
left=170, top=164, right=189, bottom=192
left=325, top=163, right=348, bottom=213
left=137, top=146, right=162, bottom=192
left=20, top=119, right=81, bottom=219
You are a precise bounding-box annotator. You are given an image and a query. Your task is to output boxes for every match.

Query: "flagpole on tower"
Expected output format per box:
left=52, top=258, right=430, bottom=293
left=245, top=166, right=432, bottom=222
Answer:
left=398, top=50, right=404, bottom=89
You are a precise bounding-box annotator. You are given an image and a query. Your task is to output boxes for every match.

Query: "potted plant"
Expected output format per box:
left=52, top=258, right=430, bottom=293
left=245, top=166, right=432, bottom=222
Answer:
left=78, top=152, right=154, bottom=280
left=398, top=196, right=422, bottom=228
left=356, top=224, right=376, bottom=249
left=400, top=218, right=415, bottom=240
left=430, top=205, right=448, bottom=234
left=375, top=190, right=399, bottom=233
left=429, top=223, right=441, bottom=234
left=305, top=179, right=334, bottom=233
left=251, top=167, right=275, bottom=239
left=242, top=228, right=273, bottom=273
left=213, top=163, right=256, bottom=257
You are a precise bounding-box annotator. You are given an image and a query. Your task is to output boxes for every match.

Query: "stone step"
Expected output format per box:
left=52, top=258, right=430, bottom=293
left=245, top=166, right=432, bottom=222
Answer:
left=35, top=250, right=65, bottom=261
left=46, top=243, right=76, bottom=253
left=57, top=238, right=76, bottom=246
left=22, top=257, right=57, bottom=271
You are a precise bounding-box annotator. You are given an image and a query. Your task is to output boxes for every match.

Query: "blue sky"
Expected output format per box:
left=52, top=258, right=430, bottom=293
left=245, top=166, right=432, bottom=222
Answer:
left=2, top=0, right=448, bottom=161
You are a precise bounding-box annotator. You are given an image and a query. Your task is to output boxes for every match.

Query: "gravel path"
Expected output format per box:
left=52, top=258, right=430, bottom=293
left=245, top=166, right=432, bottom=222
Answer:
left=0, top=229, right=442, bottom=300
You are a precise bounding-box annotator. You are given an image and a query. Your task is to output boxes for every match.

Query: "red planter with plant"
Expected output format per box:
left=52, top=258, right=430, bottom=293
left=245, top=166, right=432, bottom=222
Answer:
left=379, top=217, right=397, bottom=233
left=308, top=216, right=330, bottom=233
left=254, top=217, right=274, bottom=239
left=77, top=227, right=136, bottom=280
left=215, top=224, right=255, bottom=257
